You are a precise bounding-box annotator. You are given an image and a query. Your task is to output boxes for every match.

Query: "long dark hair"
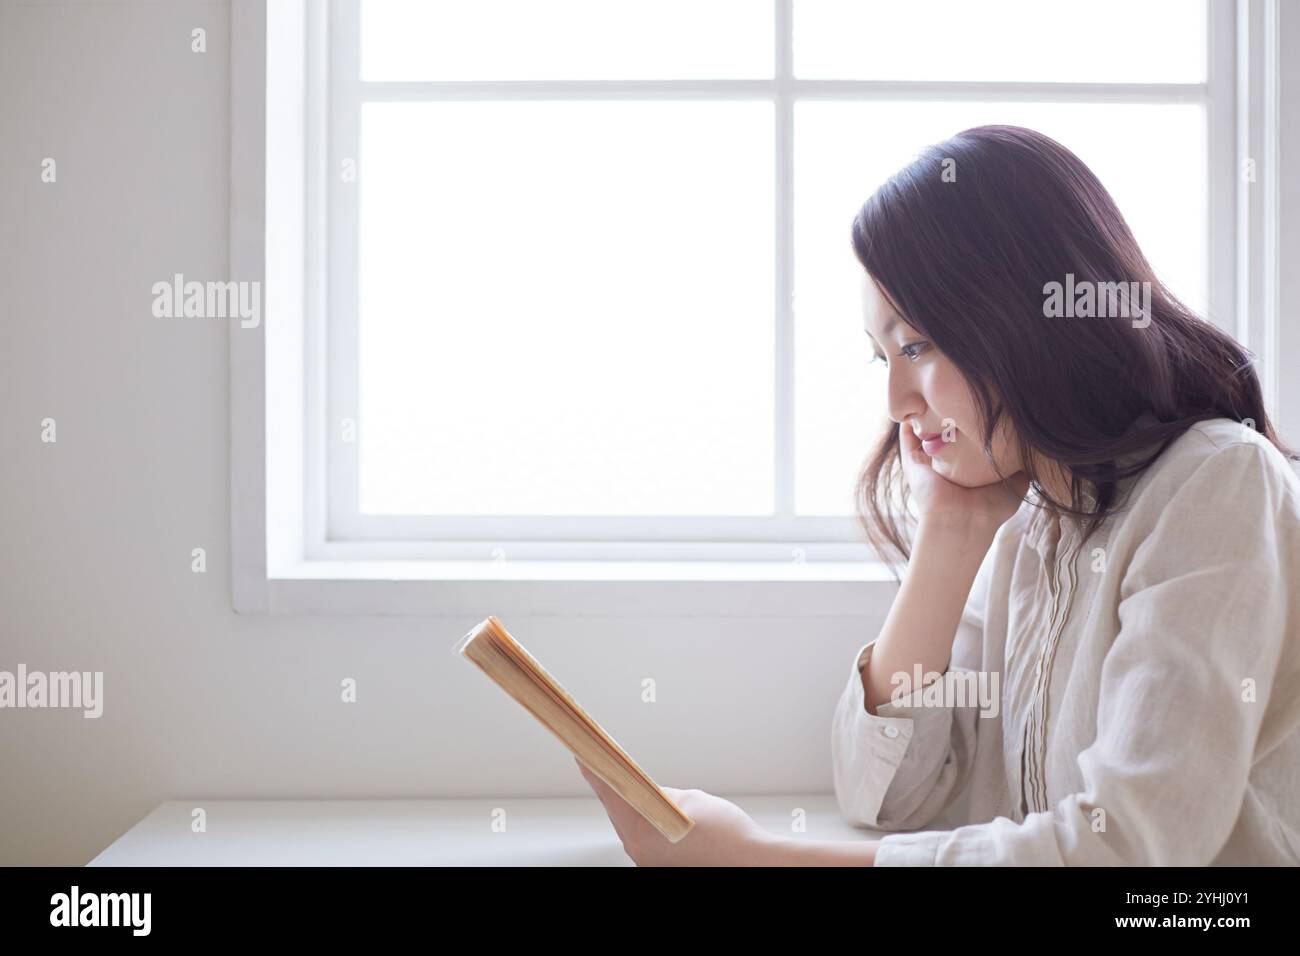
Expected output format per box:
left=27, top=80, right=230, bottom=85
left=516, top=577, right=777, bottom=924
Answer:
left=851, top=124, right=1297, bottom=578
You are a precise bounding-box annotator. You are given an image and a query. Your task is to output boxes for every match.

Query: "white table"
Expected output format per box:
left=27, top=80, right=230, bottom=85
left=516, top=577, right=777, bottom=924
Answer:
left=87, top=795, right=888, bottom=866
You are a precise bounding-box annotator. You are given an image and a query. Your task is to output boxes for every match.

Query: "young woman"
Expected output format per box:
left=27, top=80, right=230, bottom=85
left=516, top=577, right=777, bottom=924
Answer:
left=579, top=125, right=1300, bottom=865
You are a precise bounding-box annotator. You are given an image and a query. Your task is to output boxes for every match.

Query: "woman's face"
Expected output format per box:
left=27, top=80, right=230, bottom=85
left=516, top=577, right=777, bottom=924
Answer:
left=861, top=272, right=1025, bottom=488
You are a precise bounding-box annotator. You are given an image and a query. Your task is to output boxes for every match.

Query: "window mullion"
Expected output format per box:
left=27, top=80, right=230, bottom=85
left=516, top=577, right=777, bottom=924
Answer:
left=775, top=0, right=794, bottom=523
left=327, top=0, right=363, bottom=542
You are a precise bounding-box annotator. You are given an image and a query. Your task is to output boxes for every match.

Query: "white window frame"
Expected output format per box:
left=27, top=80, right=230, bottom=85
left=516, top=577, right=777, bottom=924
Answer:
left=232, top=0, right=1293, bottom=615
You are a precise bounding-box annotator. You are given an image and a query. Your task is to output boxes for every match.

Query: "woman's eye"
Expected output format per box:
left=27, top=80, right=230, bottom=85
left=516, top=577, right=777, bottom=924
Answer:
left=870, top=342, right=927, bottom=366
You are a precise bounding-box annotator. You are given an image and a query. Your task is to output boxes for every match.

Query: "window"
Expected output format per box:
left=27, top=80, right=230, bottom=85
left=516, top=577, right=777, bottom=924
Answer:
left=236, top=0, right=1277, bottom=615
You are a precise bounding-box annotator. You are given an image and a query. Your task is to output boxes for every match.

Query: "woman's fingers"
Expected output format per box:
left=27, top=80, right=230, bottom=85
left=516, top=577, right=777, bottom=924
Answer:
left=578, top=759, right=623, bottom=814
left=577, top=758, right=604, bottom=794
left=898, top=419, right=930, bottom=468
left=898, top=420, right=917, bottom=451
left=577, top=758, right=638, bottom=849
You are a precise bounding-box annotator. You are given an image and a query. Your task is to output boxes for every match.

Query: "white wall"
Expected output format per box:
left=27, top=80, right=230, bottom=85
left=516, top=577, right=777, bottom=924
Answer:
left=0, top=0, right=881, bottom=865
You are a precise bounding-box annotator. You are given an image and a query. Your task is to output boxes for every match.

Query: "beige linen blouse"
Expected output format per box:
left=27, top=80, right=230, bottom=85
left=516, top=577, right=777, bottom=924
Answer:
left=831, top=415, right=1300, bottom=865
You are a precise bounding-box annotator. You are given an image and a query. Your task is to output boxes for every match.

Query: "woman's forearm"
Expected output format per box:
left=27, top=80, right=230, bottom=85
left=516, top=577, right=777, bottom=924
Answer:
left=861, top=516, right=997, bottom=714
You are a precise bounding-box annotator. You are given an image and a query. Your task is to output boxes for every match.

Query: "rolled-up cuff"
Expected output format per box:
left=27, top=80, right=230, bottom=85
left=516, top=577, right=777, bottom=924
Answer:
left=874, top=830, right=945, bottom=866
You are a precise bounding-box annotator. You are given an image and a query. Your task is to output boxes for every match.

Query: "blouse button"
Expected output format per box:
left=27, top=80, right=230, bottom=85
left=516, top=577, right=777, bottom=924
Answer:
left=882, top=726, right=899, bottom=739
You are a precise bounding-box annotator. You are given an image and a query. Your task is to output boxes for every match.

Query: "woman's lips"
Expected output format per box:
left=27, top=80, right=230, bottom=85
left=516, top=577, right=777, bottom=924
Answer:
left=918, top=432, right=947, bottom=455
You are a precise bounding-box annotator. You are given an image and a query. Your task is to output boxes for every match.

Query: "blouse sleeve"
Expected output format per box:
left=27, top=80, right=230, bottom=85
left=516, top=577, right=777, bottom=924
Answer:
left=831, top=541, right=996, bottom=832
left=873, top=439, right=1298, bottom=865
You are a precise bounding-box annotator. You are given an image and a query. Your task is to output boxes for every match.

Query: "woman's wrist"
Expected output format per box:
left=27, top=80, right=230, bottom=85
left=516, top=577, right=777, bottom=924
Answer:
left=754, top=834, right=879, bottom=866
left=916, top=511, right=1001, bottom=549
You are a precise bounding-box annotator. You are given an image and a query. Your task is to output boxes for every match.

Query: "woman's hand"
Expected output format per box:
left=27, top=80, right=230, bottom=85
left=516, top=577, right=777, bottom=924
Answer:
left=576, top=757, right=776, bottom=866
left=898, top=421, right=1029, bottom=532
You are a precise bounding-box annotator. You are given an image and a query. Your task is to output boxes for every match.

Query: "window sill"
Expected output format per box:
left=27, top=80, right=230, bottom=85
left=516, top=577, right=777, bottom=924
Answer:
left=237, top=559, right=899, bottom=617
left=273, top=558, right=896, bottom=582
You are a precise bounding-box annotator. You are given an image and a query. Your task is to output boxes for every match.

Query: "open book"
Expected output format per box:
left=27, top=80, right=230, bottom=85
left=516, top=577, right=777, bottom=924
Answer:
left=453, top=616, right=695, bottom=844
